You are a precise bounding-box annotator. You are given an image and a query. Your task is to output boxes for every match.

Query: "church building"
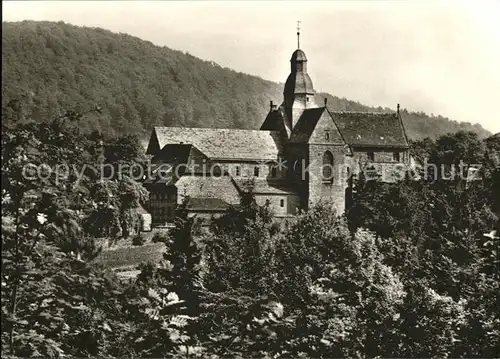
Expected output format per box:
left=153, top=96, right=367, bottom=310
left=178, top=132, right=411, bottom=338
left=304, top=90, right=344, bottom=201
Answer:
left=144, top=31, right=410, bottom=225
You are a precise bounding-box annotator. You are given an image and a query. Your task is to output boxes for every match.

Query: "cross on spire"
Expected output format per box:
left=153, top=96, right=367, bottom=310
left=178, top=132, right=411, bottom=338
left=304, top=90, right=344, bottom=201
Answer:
left=296, top=20, right=301, bottom=49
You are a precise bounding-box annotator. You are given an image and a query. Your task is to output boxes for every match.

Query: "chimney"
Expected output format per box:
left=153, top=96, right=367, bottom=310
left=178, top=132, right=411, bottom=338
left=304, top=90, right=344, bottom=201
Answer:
left=324, top=98, right=328, bottom=107
left=270, top=100, right=277, bottom=111
left=397, top=103, right=400, bottom=115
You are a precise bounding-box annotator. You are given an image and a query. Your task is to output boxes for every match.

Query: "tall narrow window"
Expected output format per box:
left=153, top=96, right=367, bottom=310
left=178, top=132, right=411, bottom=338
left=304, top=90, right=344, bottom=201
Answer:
left=393, top=152, right=400, bottom=162
left=325, top=131, right=330, bottom=141
left=235, top=165, right=240, bottom=177
left=271, top=166, right=277, bottom=178
left=280, top=199, right=285, bottom=207
left=322, top=151, right=334, bottom=183
left=254, top=166, right=260, bottom=177
left=367, top=152, right=375, bottom=161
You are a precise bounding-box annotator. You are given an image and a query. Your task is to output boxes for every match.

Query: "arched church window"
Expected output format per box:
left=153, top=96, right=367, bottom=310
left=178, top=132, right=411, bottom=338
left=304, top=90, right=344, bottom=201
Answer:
left=212, top=164, right=222, bottom=177
left=322, top=151, right=334, bottom=183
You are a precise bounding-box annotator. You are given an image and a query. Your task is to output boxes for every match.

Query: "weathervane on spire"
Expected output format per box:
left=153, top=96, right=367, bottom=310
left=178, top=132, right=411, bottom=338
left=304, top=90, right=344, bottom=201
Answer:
left=296, top=20, right=301, bottom=49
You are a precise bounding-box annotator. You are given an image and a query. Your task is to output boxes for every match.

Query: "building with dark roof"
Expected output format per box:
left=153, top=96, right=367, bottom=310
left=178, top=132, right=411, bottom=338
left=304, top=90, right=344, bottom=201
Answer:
left=145, top=34, right=410, bottom=225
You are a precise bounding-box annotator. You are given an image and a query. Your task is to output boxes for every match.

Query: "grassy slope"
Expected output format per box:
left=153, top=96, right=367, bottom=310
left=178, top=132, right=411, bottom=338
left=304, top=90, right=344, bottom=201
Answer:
left=95, top=243, right=165, bottom=271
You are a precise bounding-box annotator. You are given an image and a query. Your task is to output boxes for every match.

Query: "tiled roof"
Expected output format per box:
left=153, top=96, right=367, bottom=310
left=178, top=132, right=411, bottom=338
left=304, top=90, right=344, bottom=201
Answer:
left=260, top=109, right=285, bottom=131
left=152, top=127, right=283, bottom=161
left=152, top=143, right=193, bottom=164
left=233, top=178, right=298, bottom=195
left=175, top=175, right=240, bottom=205
left=290, top=107, right=329, bottom=143
left=185, top=197, right=230, bottom=211
left=331, top=111, right=409, bottom=148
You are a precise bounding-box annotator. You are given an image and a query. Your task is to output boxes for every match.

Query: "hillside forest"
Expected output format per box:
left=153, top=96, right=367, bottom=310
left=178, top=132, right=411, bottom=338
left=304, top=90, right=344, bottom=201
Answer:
left=2, top=21, right=492, bottom=141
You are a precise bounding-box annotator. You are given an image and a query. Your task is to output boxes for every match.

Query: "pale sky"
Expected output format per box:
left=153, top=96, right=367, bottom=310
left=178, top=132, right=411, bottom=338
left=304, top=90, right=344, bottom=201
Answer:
left=3, top=0, right=500, bottom=133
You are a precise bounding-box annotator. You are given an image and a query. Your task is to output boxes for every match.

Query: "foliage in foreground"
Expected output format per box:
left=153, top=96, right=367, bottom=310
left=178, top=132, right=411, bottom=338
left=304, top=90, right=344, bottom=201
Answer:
left=2, top=111, right=499, bottom=358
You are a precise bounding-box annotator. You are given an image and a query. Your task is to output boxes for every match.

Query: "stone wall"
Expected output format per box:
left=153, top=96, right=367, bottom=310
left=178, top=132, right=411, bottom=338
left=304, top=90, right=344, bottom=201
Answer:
left=254, top=193, right=301, bottom=216
left=307, top=144, right=348, bottom=216
left=218, top=161, right=286, bottom=180
left=352, top=148, right=409, bottom=164
left=284, top=143, right=309, bottom=209
left=351, top=147, right=410, bottom=182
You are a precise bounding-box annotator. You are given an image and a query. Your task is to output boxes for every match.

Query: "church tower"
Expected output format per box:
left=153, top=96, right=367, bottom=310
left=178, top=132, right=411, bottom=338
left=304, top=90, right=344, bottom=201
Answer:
left=283, top=22, right=317, bottom=131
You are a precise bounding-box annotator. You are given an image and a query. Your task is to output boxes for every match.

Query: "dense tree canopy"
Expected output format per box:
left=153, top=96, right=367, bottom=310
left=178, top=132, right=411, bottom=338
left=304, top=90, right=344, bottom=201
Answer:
left=2, top=113, right=499, bottom=357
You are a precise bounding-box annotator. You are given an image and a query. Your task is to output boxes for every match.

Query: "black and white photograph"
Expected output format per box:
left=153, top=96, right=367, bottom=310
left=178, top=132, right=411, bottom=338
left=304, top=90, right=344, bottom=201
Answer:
left=2, top=0, right=499, bottom=357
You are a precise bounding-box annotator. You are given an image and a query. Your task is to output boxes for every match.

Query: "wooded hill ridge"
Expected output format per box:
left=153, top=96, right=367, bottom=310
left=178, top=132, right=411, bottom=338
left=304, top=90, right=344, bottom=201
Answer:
left=2, top=20, right=492, bottom=139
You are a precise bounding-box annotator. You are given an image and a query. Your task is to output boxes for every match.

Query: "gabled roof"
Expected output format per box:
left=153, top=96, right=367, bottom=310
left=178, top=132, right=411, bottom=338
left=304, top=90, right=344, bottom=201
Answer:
left=154, top=143, right=193, bottom=163
left=290, top=107, right=345, bottom=144
left=175, top=175, right=239, bottom=205
left=148, top=127, right=283, bottom=161
left=331, top=111, right=409, bottom=148
left=260, top=109, right=285, bottom=131
left=289, top=107, right=326, bottom=143
left=233, top=179, right=298, bottom=195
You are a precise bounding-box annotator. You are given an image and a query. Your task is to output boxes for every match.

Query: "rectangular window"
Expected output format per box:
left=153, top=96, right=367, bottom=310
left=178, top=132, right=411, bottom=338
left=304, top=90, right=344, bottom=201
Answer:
left=235, top=165, right=240, bottom=177
left=271, top=166, right=277, bottom=178
left=254, top=166, right=260, bottom=177
left=393, top=152, right=400, bottom=162
left=367, top=152, right=375, bottom=161
left=280, top=198, right=285, bottom=207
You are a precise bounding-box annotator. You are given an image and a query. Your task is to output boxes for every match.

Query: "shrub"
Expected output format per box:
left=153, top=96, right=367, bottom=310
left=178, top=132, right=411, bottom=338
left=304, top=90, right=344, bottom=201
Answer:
left=132, top=233, right=146, bottom=246
left=151, top=231, right=168, bottom=243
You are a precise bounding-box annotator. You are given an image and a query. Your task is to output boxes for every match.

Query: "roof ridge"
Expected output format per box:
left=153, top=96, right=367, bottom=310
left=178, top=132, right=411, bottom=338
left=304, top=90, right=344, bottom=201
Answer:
left=154, top=126, right=279, bottom=133
left=330, top=110, right=397, bottom=115
left=396, top=111, right=410, bottom=146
